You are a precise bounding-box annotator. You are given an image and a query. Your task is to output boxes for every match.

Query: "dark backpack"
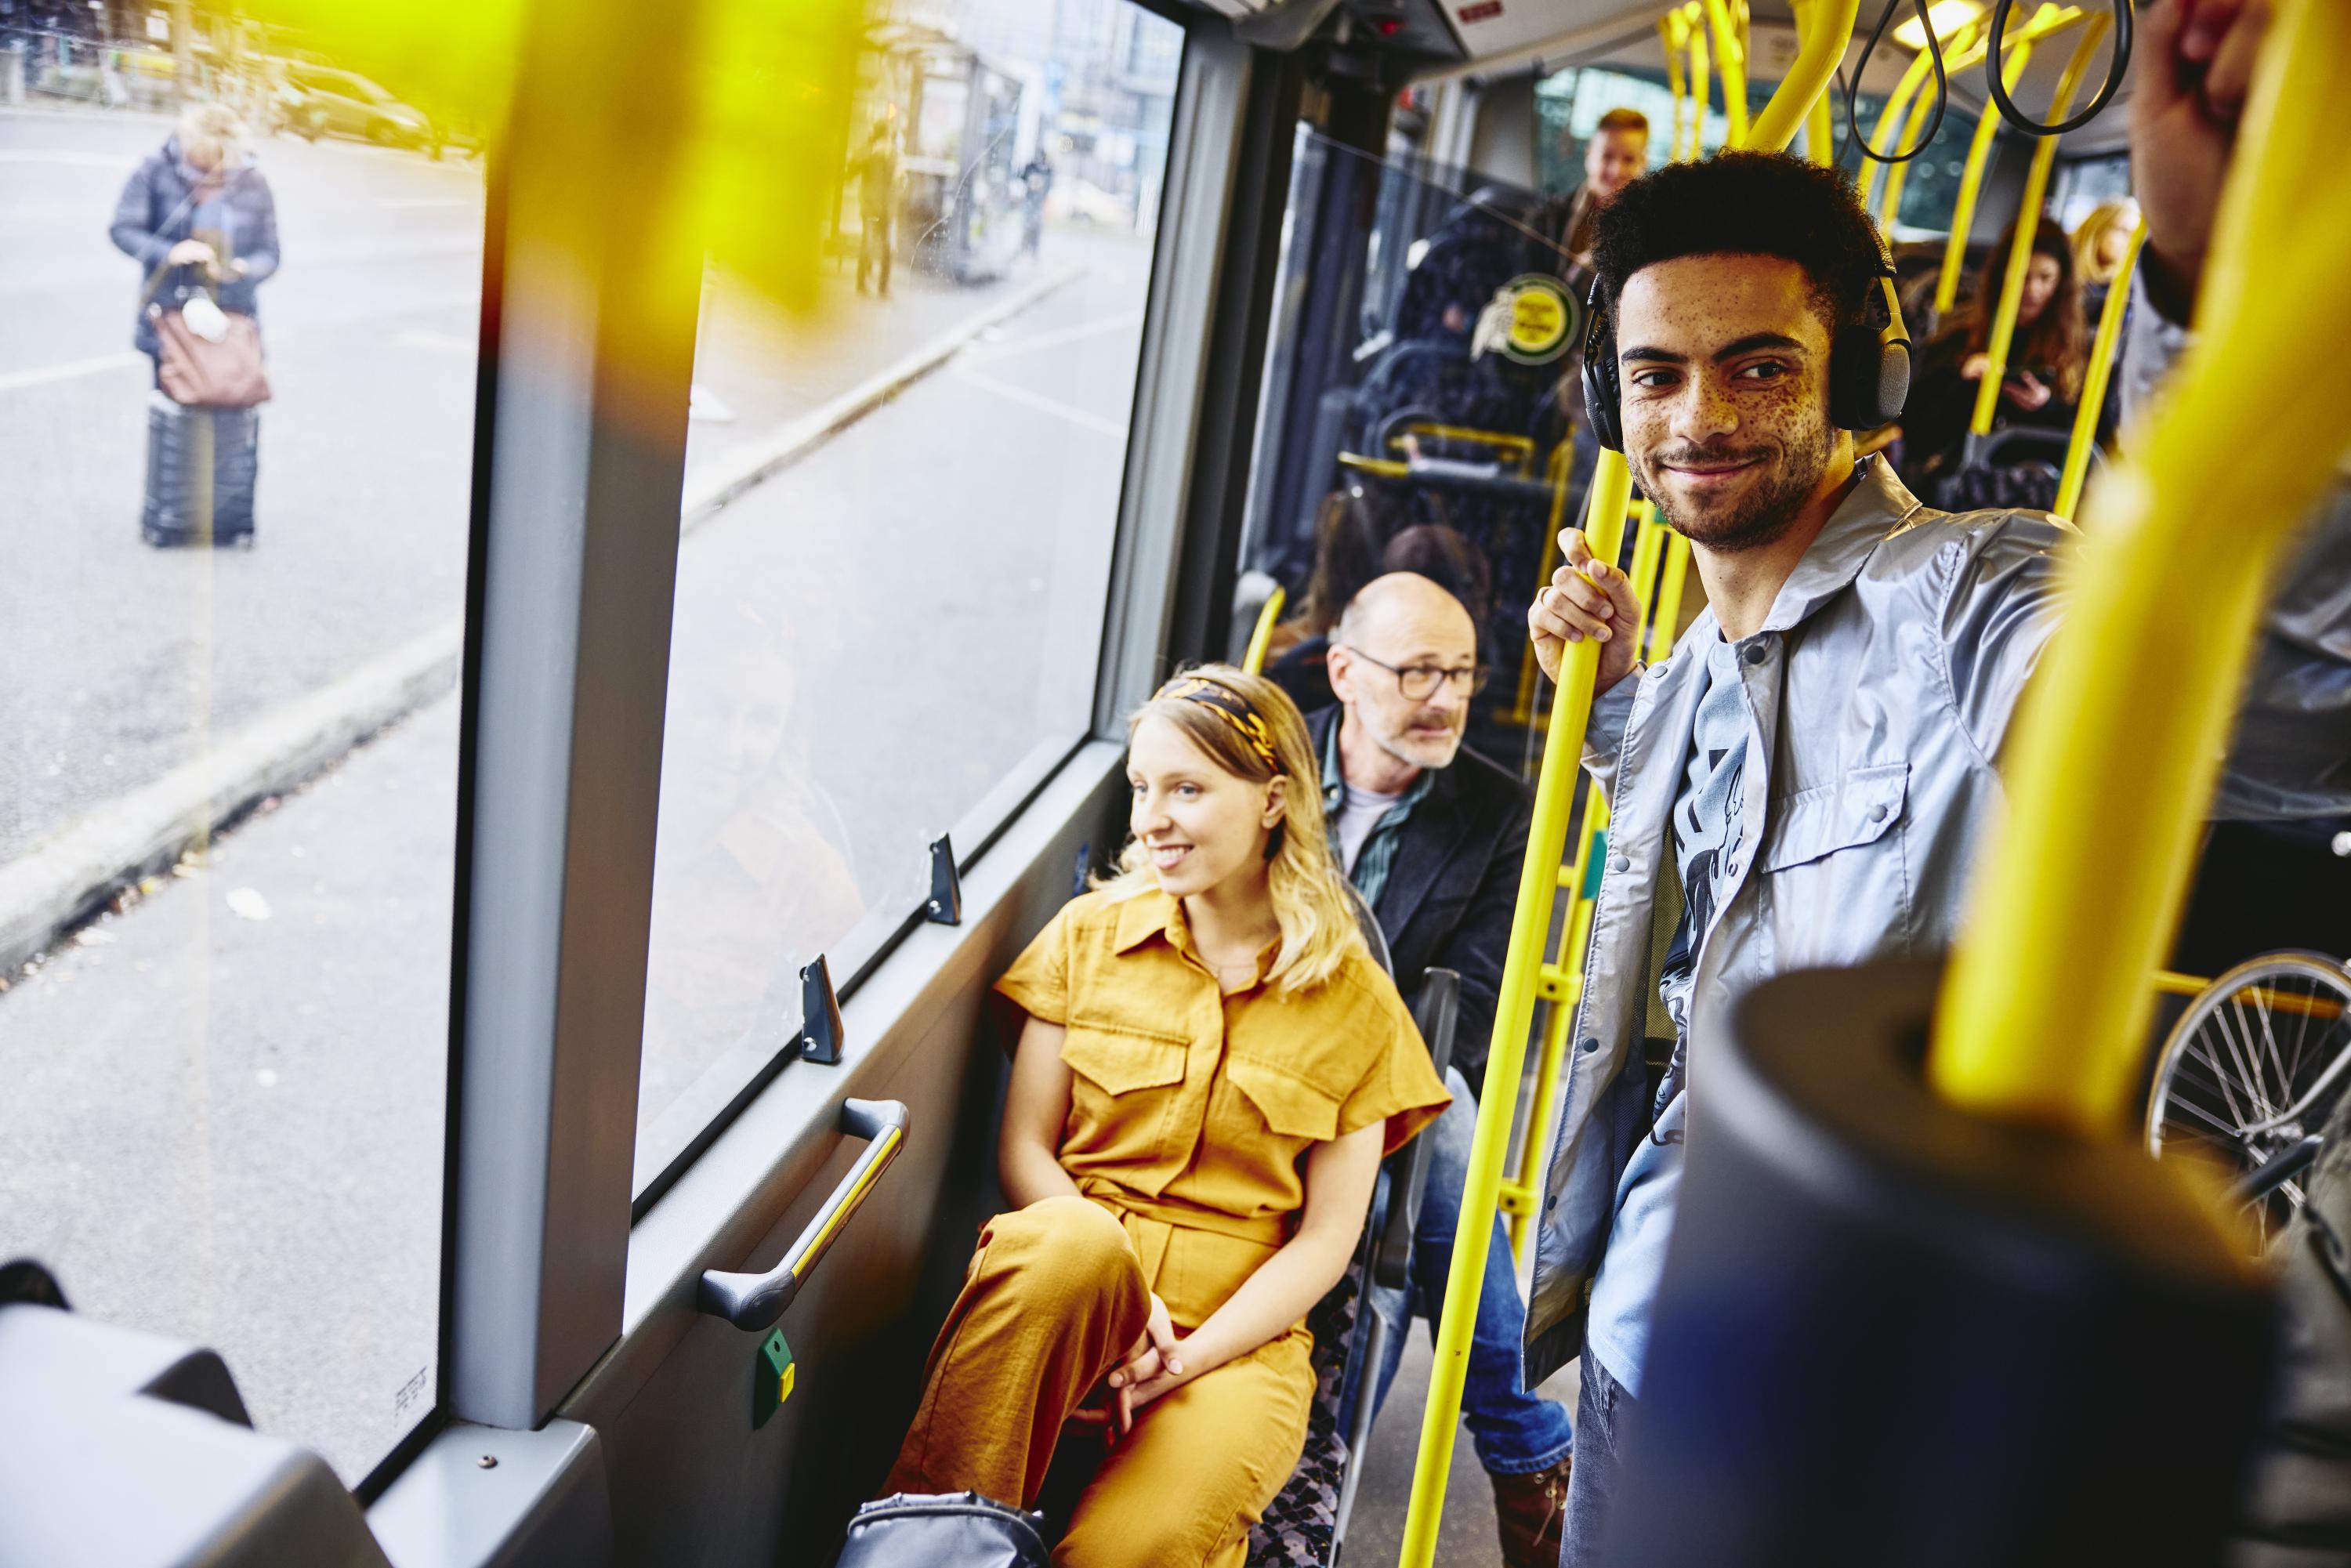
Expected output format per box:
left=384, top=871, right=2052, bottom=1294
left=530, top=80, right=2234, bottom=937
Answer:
left=838, top=1491, right=1049, bottom=1567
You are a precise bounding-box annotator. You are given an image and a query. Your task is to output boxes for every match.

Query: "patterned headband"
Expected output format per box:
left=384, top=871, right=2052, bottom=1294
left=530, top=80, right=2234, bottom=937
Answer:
left=1157, top=676, right=1281, bottom=773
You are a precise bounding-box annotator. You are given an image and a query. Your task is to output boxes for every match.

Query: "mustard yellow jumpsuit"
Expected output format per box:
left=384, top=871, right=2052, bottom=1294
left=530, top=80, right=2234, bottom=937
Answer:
left=887, top=885, right=1451, bottom=1566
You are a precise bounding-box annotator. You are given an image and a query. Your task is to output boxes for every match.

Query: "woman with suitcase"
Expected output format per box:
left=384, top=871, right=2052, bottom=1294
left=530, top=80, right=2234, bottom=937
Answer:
left=109, top=103, right=280, bottom=549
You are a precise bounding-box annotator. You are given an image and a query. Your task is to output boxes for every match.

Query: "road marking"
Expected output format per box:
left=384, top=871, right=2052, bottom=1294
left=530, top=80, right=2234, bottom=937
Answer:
left=962, top=308, right=1144, bottom=366
left=952, top=360, right=1128, bottom=440
left=0, top=351, right=143, bottom=394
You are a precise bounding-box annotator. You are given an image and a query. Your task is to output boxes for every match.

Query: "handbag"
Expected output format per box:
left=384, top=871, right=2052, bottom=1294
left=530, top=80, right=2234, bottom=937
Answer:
left=148, top=299, right=271, bottom=408
left=137, top=165, right=273, bottom=410
left=836, top=1491, right=1051, bottom=1567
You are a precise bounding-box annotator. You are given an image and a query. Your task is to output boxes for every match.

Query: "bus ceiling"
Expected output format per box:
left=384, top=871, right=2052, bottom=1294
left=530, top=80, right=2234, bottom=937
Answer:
left=1183, top=0, right=2133, bottom=155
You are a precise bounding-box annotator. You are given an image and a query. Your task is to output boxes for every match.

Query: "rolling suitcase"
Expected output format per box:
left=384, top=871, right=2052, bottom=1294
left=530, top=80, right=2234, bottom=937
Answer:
left=142, top=393, right=259, bottom=549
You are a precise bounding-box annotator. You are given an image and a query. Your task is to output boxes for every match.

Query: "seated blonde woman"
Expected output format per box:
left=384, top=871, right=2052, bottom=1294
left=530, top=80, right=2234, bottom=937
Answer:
left=885, top=665, right=1451, bottom=1566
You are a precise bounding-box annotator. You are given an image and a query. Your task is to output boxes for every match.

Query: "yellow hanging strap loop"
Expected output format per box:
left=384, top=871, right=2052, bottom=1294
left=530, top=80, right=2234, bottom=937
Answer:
left=1661, top=13, right=1691, bottom=159
left=1393, top=5, right=1854, bottom=1551
left=2052, top=214, right=2144, bottom=520
left=1241, top=583, right=1285, bottom=676
left=1932, top=0, right=2351, bottom=1132
left=1967, top=11, right=2112, bottom=436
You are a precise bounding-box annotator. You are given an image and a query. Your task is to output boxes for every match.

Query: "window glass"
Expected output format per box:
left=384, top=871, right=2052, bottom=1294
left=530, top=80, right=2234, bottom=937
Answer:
left=632, top=0, right=1184, bottom=1192
left=1237, top=132, right=1578, bottom=780
left=0, top=34, right=479, bottom=1483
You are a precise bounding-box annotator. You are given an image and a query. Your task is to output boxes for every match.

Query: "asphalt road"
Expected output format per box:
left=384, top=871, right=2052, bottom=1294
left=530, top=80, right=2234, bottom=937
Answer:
left=1, top=106, right=1154, bottom=1484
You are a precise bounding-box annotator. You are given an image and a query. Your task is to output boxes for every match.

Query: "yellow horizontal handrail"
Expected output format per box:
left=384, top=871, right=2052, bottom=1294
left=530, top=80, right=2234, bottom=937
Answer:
left=1932, top=0, right=2351, bottom=1132
left=2052, top=213, right=2143, bottom=519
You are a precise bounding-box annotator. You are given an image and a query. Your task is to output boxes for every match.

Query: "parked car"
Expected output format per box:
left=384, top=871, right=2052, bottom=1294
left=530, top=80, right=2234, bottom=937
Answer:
left=284, top=64, right=433, bottom=151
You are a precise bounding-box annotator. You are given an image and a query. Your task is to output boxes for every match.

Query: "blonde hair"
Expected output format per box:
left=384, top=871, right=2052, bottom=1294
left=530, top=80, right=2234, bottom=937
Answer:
left=177, top=103, right=247, bottom=165
left=2070, top=199, right=2138, bottom=286
left=1099, top=664, right=1364, bottom=996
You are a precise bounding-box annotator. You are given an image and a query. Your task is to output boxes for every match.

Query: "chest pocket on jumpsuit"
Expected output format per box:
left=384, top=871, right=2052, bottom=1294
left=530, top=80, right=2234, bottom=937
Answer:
left=1755, top=759, right=1911, bottom=967
left=1060, top=1023, right=1188, bottom=1172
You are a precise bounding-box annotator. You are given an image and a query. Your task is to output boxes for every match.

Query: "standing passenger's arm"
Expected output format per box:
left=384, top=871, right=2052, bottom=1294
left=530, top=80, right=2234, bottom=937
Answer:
left=1121, top=1121, right=1382, bottom=1409
left=234, top=175, right=281, bottom=284
left=998, top=1015, right=1081, bottom=1208
left=109, top=158, right=168, bottom=269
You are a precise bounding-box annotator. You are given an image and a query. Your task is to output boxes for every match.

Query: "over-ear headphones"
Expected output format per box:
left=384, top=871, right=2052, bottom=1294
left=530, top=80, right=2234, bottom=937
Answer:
left=1580, top=229, right=1913, bottom=454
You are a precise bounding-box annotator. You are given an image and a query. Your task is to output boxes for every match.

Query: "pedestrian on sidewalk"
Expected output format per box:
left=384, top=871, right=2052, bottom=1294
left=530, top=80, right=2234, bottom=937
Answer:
left=110, top=103, right=281, bottom=548
left=853, top=118, right=898, bottom=299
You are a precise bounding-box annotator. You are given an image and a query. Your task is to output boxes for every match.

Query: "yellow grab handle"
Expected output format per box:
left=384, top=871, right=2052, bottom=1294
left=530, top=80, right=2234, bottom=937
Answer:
left=1703, top=0, right=1750, bottom=148
left=1932, top=0, right=2351, bottom=1132
left=1241, top=583, right=1285, bottom=675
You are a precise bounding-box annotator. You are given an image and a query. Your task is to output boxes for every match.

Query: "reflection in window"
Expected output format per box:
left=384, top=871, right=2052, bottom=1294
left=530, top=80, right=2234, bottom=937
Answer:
left=0, top=33, right=479, bottom=1483
left=632, top=0, right=1184, bottom=1192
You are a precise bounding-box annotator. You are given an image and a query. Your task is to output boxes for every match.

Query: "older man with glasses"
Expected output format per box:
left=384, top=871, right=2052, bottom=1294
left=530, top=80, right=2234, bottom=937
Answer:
left=1311, top=571, right=1574, bottom=1568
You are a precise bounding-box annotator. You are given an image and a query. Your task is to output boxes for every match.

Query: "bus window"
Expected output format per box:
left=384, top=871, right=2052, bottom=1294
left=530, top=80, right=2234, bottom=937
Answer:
left=0, top=61, right=484, bottom=1482
left=629, top=0, right=1183, bottom=1198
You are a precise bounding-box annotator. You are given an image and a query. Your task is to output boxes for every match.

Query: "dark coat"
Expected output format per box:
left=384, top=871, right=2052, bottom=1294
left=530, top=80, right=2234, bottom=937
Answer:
left=110, top=136, right=281, bottom=357
left=1307, top=704, right=1531, bottom=1099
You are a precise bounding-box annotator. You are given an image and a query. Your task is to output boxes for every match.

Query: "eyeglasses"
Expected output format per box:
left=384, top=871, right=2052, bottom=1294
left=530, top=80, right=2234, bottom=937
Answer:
left=1340, top=647, right=1490, bottom=701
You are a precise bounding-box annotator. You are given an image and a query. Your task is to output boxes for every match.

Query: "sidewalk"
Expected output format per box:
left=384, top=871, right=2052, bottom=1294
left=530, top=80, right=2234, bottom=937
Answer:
left=0, top=257, right=1080, bottom=976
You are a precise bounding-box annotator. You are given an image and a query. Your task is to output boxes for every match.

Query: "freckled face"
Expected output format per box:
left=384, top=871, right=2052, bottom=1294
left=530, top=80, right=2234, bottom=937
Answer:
left=1614, top=254, right=1839, bottom=555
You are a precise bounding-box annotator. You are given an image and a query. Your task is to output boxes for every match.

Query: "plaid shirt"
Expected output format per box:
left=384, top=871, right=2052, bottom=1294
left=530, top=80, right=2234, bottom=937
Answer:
left=1320, top=715, right=1436, bottom=910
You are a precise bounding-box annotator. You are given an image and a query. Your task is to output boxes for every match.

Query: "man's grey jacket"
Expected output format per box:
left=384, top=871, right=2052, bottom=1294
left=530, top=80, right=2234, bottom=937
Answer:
left=1520, top=412, right=2351, bottom=1386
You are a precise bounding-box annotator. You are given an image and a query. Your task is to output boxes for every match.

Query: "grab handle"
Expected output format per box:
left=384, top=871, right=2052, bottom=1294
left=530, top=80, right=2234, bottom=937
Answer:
left=697, top=1098, right=908, bottom=1331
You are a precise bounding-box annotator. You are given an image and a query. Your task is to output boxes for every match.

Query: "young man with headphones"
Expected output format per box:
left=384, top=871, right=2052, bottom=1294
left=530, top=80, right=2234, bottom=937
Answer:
left=1509, top=153, right=1933, bottom=1564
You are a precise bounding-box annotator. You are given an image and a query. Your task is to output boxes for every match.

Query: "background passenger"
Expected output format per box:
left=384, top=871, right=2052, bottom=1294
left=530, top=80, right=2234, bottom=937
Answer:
left=1897, top=214, right=2098, bottom=510
left=884, top=667, right=1449, bottom=1568
left=2070, top=197, right=2139, bottom=320
left=1312, top=573, right=1574, bottom=1567
left=1534, top=107, right=1650, bottom=279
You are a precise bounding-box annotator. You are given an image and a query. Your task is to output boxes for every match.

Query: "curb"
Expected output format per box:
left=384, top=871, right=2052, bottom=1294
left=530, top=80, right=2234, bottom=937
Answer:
left=0, top=263, right=1085, bottom=976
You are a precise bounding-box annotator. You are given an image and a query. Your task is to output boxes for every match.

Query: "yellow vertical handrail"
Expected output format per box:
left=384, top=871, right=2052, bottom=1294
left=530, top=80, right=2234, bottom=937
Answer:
left=1932, top=0, right=2351, bottom=1132
left=1702, top=0, right=1749, bottom=149
left=2052, top=214, right=2144, bottom=519
left=1685, top=16, right=1712, bottom=161
left=1396, top=2, right=1857, bottom=1547
left=1241, top=583, right=1286, bottom=675
left=1504, top=507, right=1670, bottom=1264
left=1661, top=13, right=1691, bottom=163
left=1874, top=65, right=1944, bottom=228
left=1933, top=5, right=2082, bottom=318
left=1648, top=534, right=1692, bottom=661
left=1968, top=11, right=2112, bottom=435
left=1854, top=46, right=1937, bottom=210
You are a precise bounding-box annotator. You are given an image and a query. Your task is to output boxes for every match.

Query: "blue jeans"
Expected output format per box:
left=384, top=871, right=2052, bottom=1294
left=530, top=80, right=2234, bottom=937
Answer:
left=1559, top=1350, right=1628, bottom=1566
left=1353, top=1065, right=1575, bottom=1476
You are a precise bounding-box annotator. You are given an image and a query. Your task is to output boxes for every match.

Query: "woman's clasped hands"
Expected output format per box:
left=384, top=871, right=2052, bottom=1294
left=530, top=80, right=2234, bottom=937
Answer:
left=1069, top=1291, right=1191, bottom=1446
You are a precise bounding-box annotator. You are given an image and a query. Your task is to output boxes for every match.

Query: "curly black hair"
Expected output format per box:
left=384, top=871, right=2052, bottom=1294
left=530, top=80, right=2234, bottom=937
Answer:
left=1590, top=152, right=1889, bottom=336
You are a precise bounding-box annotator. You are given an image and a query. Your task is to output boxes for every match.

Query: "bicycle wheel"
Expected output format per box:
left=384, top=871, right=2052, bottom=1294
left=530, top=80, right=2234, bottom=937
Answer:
left=2146, top=951, right=2351, bottom=1249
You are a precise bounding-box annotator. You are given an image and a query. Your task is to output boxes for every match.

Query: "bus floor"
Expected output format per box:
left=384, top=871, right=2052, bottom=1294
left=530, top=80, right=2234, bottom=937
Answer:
left=1345, top=1321, right=1584, bottom=1566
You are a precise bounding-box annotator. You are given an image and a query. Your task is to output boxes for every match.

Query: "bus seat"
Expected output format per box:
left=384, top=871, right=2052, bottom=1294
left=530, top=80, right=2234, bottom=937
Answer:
left=1246, top=882, right=1461, bottom=1566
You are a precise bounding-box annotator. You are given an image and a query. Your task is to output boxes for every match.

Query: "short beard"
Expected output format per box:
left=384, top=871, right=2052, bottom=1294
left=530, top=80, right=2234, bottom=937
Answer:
left=1637, top=424, right=1833, bottom=555
left=1374, top=717, right=1462, bottom=773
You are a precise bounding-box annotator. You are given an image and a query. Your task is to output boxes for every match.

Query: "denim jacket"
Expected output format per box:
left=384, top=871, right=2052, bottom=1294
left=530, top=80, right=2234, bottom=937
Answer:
left=1523, top=413, right=2351, bottom=1382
